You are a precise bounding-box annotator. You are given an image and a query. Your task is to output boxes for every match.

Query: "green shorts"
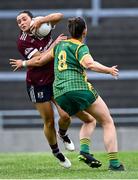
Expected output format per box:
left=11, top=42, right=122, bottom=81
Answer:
left=55, top=89, right=98, bottom=116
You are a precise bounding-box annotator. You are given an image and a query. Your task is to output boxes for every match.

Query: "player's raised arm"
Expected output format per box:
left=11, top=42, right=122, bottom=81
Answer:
left=40, top=13, right=63, bottom=26
left=30, top=13, right=63, bottom=31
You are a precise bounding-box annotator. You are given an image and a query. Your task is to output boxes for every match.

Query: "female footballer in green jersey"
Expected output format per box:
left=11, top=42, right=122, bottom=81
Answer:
left=10, top=17, right=124, bottom=171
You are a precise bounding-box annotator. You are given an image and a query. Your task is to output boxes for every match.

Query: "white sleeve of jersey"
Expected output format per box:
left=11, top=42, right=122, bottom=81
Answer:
left=27, top=48, right=38, bottom=59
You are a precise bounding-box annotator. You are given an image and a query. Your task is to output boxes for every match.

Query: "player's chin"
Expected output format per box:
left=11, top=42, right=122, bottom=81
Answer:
left=22, top=27, right=30, bottom=32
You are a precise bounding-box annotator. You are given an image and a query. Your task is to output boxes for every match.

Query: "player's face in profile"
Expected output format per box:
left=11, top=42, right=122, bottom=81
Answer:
left=17, top=13, right=32, bottom=32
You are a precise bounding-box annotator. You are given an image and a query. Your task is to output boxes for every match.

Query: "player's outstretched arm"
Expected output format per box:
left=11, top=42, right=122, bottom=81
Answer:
left=10, top=51, right=53, bottom=71
left=81, top=54, right=119, bottom=78
left=9, top=56, right=41, bottom=71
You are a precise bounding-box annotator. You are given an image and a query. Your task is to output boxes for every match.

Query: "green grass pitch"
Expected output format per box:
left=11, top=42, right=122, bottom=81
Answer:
left=0, top=151, right=138, bottom=179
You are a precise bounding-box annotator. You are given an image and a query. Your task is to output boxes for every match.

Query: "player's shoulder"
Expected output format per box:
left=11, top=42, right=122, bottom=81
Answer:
left=17, top=31, right=34, bottom=46
left=66, top=38, right=82, bottom=45
left=17, top=32, right=32, bottom=50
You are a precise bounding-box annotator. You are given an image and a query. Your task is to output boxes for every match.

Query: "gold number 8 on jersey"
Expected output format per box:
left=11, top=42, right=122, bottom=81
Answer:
left=58, top=50, right=67, bottom=71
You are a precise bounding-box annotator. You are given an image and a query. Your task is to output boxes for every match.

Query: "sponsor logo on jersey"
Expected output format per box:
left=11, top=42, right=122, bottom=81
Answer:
left=25, top=47, right=34, bottom=55
left=43, top=39, right=53, bottom=52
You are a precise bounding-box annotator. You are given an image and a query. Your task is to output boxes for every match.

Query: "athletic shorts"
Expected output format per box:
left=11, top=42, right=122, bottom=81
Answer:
left=27, top=83, right=53, bottom=103
left=55, top=89, right=98, bottom=116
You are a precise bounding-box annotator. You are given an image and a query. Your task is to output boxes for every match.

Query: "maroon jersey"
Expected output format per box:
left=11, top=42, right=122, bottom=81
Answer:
left=17, top=31, right=54, bottom=86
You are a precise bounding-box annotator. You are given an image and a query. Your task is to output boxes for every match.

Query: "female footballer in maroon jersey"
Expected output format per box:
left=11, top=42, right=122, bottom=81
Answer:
left=16, top=10, right=74, bottom=168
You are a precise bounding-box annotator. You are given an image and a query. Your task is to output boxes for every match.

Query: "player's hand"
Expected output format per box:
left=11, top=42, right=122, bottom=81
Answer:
left=30, top=18, right=42, bottom=32
left=109, top=65, right=119, bottom=79
left=9, top=59, right=23, bottom=71
left=55, top=34, right=67, bottom=45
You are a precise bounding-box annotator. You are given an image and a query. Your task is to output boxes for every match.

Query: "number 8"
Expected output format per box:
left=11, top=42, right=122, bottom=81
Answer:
left=58, top=50, right=67, bottom=71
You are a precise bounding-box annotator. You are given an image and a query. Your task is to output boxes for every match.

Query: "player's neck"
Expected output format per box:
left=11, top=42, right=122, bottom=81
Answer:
left=78, top=36, right=85, bottom=43
left=71, top=37, right=83, bottom=43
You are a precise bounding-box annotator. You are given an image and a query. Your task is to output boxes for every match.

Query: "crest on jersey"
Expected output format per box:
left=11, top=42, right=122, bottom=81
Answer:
left=37, top=92, right=44, bottom=99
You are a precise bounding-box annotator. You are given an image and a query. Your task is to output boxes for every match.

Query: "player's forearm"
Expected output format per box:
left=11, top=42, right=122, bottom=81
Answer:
left=81, top=55, right=111, bottom=74
left=40, top=13, right=63, bottom=25
left=25, top=52, right=53, bottom=67
left=88, top=61, right=111, bottom=74
left=10, top=54, right=52, bottom=71
left=24, top=56, right=42, bottom=67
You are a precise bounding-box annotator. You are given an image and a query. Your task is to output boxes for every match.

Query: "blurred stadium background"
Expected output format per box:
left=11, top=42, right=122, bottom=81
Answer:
left=0, top=0, right=138, bottom=152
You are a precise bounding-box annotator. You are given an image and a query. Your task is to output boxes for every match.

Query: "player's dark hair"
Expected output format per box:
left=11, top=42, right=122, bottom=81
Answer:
left=18, top=10, right=34, bottom=19
left=68, top=17, right=86, bottom=39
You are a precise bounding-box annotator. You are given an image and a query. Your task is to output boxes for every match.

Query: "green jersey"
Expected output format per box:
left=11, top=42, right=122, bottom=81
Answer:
left=52, top=38, right=93, bottom=98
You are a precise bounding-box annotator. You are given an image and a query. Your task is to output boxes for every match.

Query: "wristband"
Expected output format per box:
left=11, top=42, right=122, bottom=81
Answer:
left=22, top=60, right=27, bottom=67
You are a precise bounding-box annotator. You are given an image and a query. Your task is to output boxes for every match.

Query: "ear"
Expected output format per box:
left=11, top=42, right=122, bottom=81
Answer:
left=82, top=28, right=87, bottom=37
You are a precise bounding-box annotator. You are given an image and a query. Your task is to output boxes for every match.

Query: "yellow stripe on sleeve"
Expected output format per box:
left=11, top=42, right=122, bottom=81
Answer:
left=50, top=48, right=54, bottom=58
left=80, top=54, right=91, bottom=68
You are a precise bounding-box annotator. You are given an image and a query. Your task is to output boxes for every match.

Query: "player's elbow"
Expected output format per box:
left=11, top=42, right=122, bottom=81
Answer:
left=88, top=64, right=95, bottom=70
left=53, top=13, right=64, bottom=23
left=57, top=13, right=64, bottom=19
left=35, top=57, right=44, bottom=66
left=85, top=62, right=95, bottom=70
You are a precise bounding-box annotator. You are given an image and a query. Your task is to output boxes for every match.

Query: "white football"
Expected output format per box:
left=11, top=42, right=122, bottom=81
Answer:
left=30, top=20, right=52, bottom=37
